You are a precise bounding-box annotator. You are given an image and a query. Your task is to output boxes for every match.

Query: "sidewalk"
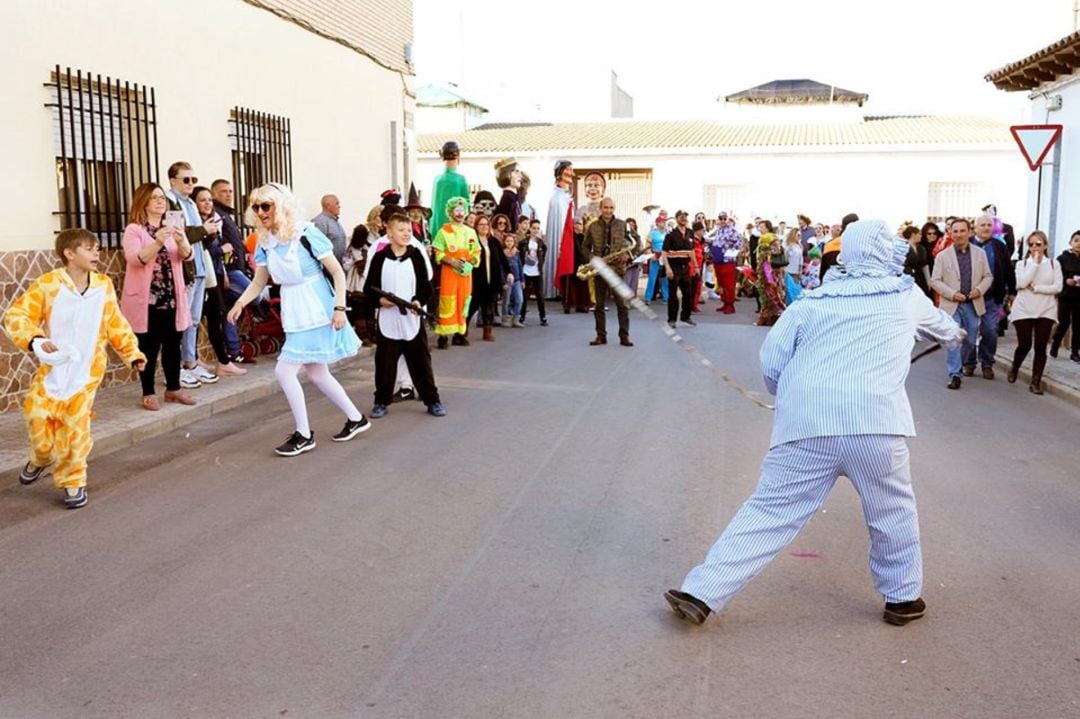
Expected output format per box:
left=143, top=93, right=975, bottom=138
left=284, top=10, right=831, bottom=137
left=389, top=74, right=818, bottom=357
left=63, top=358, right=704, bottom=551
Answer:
left=994, top=333, right=1080, bottom=407
left=0, top=348, right=374, bottom=490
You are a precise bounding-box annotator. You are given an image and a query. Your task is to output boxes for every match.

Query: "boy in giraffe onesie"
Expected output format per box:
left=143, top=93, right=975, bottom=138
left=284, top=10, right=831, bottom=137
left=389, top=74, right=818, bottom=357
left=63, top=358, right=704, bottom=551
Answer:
left=3, top=229, right=145, bottom=509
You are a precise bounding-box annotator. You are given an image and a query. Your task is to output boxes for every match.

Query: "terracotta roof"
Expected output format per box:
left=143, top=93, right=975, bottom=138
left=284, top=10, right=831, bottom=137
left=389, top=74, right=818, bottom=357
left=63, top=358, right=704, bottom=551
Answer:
left=417, top=116, right=1011, bottom=154
left=724, top=79, right=868, bottom=105
left=985, top=30, right=1080, bottom=91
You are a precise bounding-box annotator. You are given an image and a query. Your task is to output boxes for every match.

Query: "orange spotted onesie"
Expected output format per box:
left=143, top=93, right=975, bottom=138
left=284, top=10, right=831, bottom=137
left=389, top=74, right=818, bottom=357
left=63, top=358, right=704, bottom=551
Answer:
left=3, top=269, right=144, bottom=490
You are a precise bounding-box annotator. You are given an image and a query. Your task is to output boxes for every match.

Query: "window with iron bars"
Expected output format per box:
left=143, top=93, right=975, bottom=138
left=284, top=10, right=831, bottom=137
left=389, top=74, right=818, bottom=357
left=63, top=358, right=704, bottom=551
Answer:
left=46, top=66, right=160, bottom=248
left=229, top=107, right=292, bottom=231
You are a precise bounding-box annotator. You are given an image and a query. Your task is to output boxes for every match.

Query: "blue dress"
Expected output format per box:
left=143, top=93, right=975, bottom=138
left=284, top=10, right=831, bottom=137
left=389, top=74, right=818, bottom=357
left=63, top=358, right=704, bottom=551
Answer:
left=255, top=224, right=360, bottom=364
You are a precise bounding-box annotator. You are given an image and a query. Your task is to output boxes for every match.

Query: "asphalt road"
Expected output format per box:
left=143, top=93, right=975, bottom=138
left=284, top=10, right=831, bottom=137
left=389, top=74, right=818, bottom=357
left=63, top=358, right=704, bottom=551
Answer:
left=1, top=299, right=1078, bottom=719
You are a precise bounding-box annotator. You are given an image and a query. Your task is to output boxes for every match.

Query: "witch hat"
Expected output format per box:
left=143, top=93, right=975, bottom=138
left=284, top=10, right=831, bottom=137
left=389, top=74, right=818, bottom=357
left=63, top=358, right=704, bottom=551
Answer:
left=405, top=183, right=432, bottom=219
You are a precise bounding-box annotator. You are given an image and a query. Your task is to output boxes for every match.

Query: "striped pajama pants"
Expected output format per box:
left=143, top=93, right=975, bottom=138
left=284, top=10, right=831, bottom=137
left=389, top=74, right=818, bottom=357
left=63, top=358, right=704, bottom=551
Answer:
left=682, top=435, right=922, bottom=611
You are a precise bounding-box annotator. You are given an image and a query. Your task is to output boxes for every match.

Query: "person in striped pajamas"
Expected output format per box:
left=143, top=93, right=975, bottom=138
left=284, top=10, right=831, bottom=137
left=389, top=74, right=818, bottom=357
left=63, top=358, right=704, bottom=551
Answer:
left=666, top=219, right=966, bottom=628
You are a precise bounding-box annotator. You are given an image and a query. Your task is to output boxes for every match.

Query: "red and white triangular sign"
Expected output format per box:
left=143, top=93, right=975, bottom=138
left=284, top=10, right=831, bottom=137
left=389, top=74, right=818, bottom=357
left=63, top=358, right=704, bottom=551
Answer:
left=1010, top=124, right=1063, bottom=171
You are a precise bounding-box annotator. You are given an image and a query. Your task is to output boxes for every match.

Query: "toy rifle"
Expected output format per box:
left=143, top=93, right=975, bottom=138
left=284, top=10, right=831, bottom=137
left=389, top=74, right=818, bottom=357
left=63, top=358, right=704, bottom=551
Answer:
left=368, top=286, right=433, bottom=321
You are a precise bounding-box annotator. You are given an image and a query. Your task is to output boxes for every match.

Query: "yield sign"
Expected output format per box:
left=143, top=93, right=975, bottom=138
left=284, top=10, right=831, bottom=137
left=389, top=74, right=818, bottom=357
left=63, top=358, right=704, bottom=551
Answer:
left=1010, top=124, right=1063, bottom=171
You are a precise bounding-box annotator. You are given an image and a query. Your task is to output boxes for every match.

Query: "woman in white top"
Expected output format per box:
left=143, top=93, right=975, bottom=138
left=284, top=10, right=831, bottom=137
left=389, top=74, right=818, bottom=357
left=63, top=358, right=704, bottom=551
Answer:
left=783, top=228, right=804, bottom=304
left=1007, top=230, right=1063, bottom=395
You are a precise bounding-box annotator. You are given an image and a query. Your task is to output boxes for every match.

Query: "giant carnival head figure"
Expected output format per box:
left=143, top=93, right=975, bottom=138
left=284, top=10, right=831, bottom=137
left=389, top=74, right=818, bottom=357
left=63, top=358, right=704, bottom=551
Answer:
left=494, top=158, right=522, bottom=190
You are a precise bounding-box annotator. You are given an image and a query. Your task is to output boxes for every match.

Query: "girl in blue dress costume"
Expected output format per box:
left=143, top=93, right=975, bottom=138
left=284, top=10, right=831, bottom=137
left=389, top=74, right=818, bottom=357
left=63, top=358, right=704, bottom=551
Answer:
left=228, top=183, right=369, bottom=456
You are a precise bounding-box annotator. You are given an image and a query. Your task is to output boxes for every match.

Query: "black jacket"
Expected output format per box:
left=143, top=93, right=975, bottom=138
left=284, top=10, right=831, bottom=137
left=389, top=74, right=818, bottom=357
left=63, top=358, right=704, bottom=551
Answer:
left=1057, top=249, right=1080, bottom=298
left=971, top=237, right=1016, bottom=302
left=214, top=200, right=247, bottom=274
left=471, top=237, right=509, bottom=303
left=363, top=245, right=433, bottom=307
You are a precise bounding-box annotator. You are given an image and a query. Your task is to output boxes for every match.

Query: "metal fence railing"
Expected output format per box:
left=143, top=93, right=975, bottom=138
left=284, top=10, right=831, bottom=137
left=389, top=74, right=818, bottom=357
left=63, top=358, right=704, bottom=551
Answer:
left=45, top=65, right=159, bottom=247
left=229, top=107, right=292, bottom=232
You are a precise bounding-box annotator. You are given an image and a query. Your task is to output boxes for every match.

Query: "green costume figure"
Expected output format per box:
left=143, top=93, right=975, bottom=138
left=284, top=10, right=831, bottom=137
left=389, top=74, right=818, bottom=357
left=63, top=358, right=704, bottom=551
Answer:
left=431, top=141, right=469, bottom=234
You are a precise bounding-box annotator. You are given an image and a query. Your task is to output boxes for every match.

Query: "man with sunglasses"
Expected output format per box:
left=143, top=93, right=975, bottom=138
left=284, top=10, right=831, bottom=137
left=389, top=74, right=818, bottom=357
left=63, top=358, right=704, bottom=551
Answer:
left=165, top=161, right=220, bottom=389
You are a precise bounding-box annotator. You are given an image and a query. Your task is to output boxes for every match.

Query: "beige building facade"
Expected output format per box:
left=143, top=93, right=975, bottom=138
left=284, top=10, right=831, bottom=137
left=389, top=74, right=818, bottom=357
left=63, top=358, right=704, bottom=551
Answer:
left=0, top=0, right=414, bottom=411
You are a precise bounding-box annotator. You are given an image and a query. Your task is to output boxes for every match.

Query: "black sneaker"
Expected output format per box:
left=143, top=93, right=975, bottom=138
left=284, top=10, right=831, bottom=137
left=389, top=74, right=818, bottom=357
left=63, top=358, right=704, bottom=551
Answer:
left=683, top=318, right=696, bottom=326
left=19, top=462, right=49, bottom=485
left=394, top=387, right=416, bottom=402
left=664, top=589, right=711, bottom=625
left=540, top=318, right=548, bottom=326
left=64, top=486, right=88, bottom=509
left=947, top=376, right=962, bottom=390
left=883, top=597, right=926, bottom=626
left=370, top=404, right=389, bottom=419
left=275, top=431, right=315, bottom=457
left=332, top=417, right=371, bottom=442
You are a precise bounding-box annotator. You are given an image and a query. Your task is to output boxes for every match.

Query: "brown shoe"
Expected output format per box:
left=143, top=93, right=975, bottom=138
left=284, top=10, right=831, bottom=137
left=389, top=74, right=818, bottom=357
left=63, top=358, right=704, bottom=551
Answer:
left=482, top=326, right=494, bottom=342
left=664, top=589, right=711, bottom=625
left=589, top=337, right=607, bottom=346
left=620, top=337, right=634, bottom=347
left=1007, top=367, right=1018, bottom=383
left=1029, top=382, right=1044, bottom=395
left=164, top=390, right=197, bottom=405
left=962, top=366, right=975, bottom=377
left=981, top=366, right=995, bottom=380
left=141, top=395, right=160, bottom=411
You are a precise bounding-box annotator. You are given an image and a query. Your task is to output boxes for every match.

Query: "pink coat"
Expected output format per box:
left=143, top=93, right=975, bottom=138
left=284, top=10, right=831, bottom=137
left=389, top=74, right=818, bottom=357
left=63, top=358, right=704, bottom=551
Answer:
left=120, top=223, right=192, bottom=333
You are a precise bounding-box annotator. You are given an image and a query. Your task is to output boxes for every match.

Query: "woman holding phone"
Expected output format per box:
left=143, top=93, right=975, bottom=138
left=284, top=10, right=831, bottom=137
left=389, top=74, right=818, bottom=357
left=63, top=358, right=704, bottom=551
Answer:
left=121, top=183, right=196, bottom=410
left=192, top=185, right=246, bottom=377
left=227, top=183, right=368, bottom=457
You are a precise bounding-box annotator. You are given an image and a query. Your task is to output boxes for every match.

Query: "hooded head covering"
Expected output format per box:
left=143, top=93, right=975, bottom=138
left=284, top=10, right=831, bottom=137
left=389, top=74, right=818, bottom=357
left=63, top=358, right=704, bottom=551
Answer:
left=473, top=190, right=497, bottom=217
left=810, top=219, right=913, bottom=298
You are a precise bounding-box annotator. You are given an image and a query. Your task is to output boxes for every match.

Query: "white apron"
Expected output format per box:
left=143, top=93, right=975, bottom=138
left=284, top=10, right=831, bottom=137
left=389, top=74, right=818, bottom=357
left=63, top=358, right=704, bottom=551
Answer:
left=266, top=239, right=332, bottom=333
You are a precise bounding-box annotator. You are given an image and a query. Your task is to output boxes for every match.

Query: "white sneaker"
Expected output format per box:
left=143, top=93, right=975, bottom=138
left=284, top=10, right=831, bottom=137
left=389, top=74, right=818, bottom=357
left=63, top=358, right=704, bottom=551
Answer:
left=180, top=369, right=202, bottom=389
left=192, top=365, right=219, bottom=384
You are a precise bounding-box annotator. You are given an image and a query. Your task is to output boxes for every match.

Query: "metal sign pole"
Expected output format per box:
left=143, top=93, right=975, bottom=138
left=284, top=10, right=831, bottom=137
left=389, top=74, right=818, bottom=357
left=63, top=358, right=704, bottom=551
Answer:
left=1047, top=139, right=1063, bottom=250
left=1035, top=164, right=1043, bottom=233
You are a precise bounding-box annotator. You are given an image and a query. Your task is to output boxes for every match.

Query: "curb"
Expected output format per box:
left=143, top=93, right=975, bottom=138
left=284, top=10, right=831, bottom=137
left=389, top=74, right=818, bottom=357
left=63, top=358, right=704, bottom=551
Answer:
left=994, top=350, right=1080, bottom=410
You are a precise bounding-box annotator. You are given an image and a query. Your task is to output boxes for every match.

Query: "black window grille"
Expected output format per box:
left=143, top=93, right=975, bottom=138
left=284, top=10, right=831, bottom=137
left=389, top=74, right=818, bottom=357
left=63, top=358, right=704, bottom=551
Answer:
left=229, top=107, right=292, bottom=230
left=46, top=65, right=159, bottom=248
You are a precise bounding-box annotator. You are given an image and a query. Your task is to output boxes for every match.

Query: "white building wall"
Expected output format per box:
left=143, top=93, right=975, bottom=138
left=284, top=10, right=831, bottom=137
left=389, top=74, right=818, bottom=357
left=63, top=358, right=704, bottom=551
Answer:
left=1024, top=76, right=1080, bottom=254
left=417, top=145, right=1025, bottom=235
left=0, top=0, right=409, bottom=252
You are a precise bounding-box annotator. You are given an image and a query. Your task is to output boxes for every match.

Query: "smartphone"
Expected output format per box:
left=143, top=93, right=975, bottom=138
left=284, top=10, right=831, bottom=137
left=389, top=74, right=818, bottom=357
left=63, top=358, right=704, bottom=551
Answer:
left=164, top=211, right=185, bottom=230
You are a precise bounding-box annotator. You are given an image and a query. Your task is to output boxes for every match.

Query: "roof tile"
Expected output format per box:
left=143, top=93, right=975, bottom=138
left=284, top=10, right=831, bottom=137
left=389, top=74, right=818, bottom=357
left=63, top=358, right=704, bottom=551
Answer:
left=418, top=116, right=1010, bottom=154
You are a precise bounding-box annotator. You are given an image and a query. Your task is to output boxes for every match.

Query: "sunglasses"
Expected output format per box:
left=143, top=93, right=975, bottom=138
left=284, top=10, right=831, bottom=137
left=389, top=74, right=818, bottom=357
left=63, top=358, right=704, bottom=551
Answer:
left=1029, top=242, right=1045, bottom=247
left=250, top=202, right=274, bottom=213
left=180, top=176, right=199, bottom=184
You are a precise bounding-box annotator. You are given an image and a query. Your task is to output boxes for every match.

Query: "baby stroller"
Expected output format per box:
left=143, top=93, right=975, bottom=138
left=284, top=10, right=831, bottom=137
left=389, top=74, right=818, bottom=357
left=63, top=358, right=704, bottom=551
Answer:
left=236, top=288, right=285, bottom=360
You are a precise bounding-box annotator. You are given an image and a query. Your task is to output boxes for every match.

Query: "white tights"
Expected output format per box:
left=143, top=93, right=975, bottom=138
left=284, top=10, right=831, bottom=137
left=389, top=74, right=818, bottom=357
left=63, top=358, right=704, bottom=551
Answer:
left=275, top=360, right=363, bottom=437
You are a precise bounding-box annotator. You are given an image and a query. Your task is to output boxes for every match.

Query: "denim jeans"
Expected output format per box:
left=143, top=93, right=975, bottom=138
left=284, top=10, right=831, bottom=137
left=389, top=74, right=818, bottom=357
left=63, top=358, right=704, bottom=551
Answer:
left=181, top=275, right=205, bottom=364
left=223, top=270, right=252, bottom=356
left=501, top=280, right=523, bottom=318
left=965, top=297, right=1000, bottom=368
left=946, top=302, right=981, bottom=377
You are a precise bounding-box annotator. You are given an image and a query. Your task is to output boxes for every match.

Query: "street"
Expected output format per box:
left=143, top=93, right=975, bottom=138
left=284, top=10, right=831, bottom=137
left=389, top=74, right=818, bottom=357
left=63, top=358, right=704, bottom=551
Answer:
left=1, top=301, right=1079, bottom=719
